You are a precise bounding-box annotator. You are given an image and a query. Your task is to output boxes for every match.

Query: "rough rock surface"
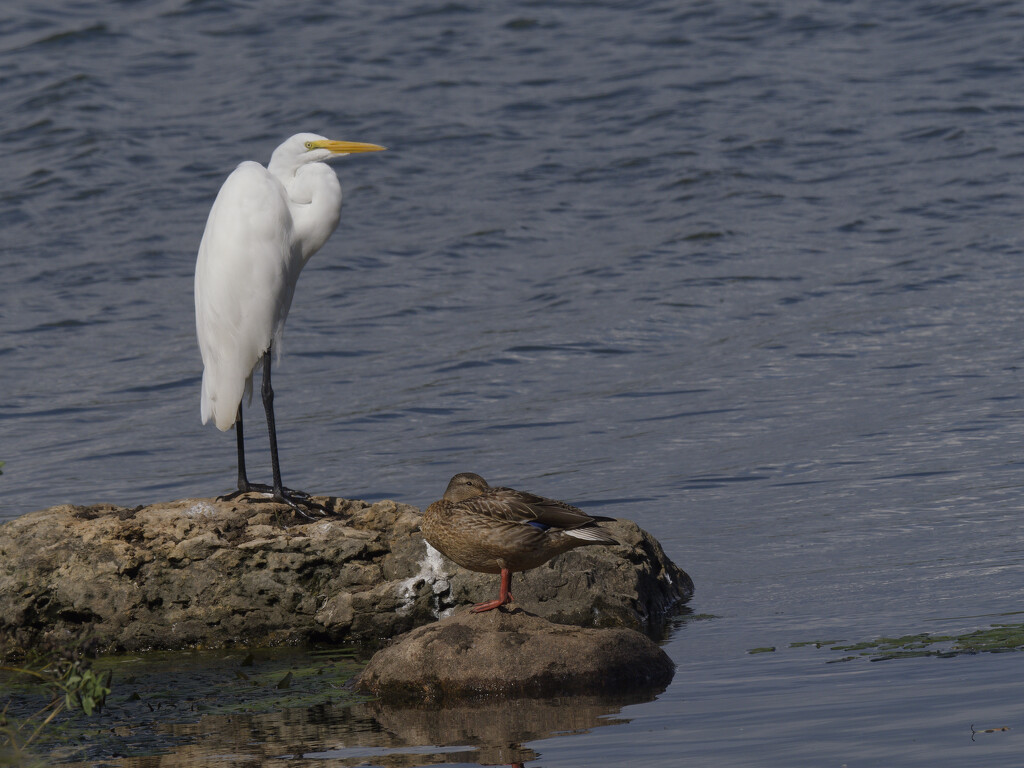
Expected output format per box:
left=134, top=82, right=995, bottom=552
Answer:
left=0, top=496, right=693, bottom=653
left=355, top=608, right=675, bottom=703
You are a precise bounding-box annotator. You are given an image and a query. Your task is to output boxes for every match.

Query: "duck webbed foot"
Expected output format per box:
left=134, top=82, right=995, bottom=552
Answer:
left=470, top=594, right=515, bottom=612
left=470, top=568, right=515, bottom=612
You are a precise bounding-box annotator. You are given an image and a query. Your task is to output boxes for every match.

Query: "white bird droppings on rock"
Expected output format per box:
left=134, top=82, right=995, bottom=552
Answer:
left=396, top=541, right=452, bottom=616
left=185, top=501, right=216, bottom=518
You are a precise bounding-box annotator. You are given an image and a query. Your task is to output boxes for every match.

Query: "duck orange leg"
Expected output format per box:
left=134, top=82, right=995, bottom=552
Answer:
left=471, top=568, right=515, bottom=612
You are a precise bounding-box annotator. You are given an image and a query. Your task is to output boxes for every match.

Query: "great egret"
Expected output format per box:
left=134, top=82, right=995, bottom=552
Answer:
left=194, top=132, right=385, bottom=512
left=422, top=473, right=618, bottom=611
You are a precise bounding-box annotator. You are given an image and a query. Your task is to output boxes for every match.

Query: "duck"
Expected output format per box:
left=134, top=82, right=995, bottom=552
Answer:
left=422, top=472, right=619, bottom=612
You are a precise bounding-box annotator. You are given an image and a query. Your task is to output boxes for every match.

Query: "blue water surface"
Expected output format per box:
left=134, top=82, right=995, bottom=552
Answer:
left=2, top=0, right=1024, bottom=765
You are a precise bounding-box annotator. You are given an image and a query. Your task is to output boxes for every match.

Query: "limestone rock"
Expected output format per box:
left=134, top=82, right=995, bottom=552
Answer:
left=0, top=496, right=693, bottom=653
left=355, top=608, right=675, bottom=703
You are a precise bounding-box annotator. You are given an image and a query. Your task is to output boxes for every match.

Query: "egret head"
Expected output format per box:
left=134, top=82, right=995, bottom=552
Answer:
left=271, top=132, right=386, bottom=171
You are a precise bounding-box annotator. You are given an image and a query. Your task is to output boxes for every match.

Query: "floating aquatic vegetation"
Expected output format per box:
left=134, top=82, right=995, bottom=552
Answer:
left=3, top=645, right=368, bottom=763
left=774, top=620, right=1024, bottom=662
left=1, top=638, right=111, bottom=763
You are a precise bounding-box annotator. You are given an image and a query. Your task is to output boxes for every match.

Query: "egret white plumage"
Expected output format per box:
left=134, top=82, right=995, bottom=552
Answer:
left=194, top=132, right=385, bottom=512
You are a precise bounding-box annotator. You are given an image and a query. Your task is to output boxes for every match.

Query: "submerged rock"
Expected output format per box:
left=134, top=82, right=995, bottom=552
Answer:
left=355, top=608, right=675, bottom=703
left=0, top=496, right=693, bottom=653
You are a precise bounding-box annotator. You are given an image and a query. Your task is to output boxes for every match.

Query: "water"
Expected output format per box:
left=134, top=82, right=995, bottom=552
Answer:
left=3, top=0, right=1024, bottom=764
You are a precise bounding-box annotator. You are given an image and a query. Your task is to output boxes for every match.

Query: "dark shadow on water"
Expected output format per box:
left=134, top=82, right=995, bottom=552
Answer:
left=39, top=646, right=669, bottom=767
left=56, top=692, right=665, bottom=767
left=297, top=692, right=662, bottom=767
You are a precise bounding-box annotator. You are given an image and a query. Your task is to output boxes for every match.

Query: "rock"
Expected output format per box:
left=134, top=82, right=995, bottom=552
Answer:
left=0, top=496, right=693, bottom=653
left=355, top=608, right=675, bottom=704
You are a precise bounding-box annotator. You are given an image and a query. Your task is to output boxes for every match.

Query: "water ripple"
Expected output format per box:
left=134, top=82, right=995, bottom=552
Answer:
left=3, top=5, right=1024, bottom=760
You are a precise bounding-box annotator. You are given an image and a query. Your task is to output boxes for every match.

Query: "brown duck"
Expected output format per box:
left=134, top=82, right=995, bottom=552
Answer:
left=422, top=472, right=619, bottom=612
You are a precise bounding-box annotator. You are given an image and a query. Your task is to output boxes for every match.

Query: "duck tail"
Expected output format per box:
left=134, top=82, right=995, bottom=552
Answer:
left=564, top=525, right=618, bottom=545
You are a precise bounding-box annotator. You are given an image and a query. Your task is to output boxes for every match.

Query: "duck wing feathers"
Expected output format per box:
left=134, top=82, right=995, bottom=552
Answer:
left=459, top=486, right=601, bottom=530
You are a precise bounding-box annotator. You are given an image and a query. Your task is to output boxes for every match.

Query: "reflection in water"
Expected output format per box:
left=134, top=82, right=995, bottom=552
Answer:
left=60, top=689, right=662, bottom=767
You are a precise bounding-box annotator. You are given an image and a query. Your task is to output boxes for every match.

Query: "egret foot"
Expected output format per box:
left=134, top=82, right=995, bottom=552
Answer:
left=218, top=483, right=328, bottom=519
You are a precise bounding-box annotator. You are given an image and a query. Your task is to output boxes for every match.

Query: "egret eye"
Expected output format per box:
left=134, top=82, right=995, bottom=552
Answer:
left=304, top=141, right=315, bottom=150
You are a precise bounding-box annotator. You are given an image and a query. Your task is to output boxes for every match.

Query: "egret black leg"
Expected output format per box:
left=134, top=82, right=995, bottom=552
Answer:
left=216, top=354, right=326, bottom=517
left=217, top=406, right=254, bottom=501
left=261, top=351, right=284, bottom=494
left=260, top=352, right=327, bottom=517
left=235, top=405, right=250, bottom=491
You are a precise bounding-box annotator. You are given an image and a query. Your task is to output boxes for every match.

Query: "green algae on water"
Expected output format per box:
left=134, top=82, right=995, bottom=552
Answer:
left=788, top=621, right=1024, bottom=662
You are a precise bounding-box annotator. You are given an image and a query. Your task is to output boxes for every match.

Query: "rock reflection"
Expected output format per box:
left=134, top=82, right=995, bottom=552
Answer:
left=59, top=688, right=664, bottom=767
left=346, top=693, right=651, bottom=766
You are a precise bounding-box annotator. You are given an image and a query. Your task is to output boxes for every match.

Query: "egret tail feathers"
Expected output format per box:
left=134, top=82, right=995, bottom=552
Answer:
left=200, top=365, right=252, bottom=431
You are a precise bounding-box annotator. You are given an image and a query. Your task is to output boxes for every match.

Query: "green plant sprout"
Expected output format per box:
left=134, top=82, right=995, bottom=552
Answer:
left=1, top=650, right=111, bottom=758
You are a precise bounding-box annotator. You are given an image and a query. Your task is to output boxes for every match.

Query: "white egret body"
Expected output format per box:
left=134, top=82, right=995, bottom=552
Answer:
left=194, top=132, right=385, bottom=510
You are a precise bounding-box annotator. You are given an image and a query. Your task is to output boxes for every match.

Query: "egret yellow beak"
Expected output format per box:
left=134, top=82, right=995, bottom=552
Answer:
left=314, top=139, right=386, bottom=154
